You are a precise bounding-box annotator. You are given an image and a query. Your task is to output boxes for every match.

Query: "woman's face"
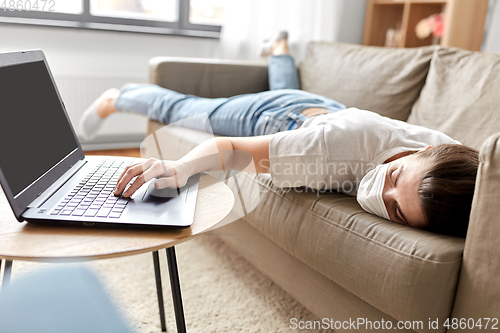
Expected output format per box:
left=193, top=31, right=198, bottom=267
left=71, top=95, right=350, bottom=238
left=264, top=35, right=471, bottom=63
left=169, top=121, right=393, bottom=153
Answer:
left=381, top=154, right=430, bottom=228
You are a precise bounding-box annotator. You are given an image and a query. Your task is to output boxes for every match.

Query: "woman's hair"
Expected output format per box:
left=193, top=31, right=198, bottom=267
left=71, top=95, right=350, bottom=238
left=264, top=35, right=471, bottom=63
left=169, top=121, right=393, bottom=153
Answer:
left=416, top=144, right=479, bottom=238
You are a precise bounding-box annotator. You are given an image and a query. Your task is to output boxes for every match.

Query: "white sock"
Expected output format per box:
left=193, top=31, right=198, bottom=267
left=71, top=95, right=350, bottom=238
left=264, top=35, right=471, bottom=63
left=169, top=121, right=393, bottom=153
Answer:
left=258, top=30, right=289, bottom=58
left=79, top=101, right=105, bottom=141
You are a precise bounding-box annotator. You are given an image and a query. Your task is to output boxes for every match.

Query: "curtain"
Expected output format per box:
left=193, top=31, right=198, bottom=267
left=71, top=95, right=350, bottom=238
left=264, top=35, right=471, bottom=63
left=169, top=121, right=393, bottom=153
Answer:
left=219, top=0, right=345, bottom=62
left=483, top=0, right=500, bottom=53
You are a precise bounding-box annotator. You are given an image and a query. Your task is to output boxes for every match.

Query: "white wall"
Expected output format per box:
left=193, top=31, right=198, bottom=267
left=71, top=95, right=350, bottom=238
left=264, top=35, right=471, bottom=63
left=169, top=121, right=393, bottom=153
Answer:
left=0, top=24, right=220, bottom=77
left=482, top=0, right=500, bottom=53
left=0, top=24, right=221, bottom=150
left=337, top=0, right=367, bottom=44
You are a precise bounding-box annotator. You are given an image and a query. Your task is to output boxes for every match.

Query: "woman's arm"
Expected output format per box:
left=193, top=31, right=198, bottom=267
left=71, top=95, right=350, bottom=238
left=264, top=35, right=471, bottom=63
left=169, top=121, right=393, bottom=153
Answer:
left=113, top=135, right=272, bottom=197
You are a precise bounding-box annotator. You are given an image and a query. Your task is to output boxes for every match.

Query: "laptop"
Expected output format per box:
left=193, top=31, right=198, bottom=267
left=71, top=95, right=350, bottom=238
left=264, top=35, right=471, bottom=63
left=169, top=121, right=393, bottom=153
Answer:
left=0, top=49, right=200, bottom=228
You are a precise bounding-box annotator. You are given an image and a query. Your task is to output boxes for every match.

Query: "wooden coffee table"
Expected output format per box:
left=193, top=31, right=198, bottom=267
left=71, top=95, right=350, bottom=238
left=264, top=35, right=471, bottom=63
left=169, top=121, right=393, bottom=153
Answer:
left=0, top=174, right=234, bottom=333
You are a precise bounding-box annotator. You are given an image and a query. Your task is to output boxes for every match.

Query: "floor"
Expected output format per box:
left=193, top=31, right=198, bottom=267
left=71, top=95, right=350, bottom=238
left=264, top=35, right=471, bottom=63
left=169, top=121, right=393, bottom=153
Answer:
left=85, top=147, right=142, bottom=158
left=8, top=232, right=328, bottom=333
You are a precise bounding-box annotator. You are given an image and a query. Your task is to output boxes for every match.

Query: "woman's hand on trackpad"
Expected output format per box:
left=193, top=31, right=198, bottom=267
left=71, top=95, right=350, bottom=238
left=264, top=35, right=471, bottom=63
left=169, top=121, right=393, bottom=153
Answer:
left=113, top=158, right=191, bottom=198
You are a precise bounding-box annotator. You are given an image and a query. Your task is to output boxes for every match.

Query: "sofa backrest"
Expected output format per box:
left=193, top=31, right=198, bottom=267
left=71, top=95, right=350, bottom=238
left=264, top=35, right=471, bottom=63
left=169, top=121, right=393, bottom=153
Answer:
left=149, top=57, right=269, bottom=98
left=407, top=47, right=500, bottom=149
left=299, top=42, right=435, bottom=121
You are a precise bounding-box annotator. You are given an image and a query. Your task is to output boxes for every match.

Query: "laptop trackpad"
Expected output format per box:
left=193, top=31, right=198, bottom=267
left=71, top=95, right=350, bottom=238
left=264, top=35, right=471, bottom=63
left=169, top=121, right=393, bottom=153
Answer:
left=140, top=179, right=189, bottom=203
left=122, top=176, right=198, bottom=226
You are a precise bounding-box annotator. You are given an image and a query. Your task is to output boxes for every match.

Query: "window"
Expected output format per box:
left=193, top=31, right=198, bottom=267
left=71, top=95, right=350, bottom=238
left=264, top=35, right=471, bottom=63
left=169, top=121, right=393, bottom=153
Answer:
left=189, top=0, right=225, bottom=26
left=52, top=0, right=83, bottom=14
left=0, top=0, right=225, bottom=37
left=90, top=0, right=177, bottom=22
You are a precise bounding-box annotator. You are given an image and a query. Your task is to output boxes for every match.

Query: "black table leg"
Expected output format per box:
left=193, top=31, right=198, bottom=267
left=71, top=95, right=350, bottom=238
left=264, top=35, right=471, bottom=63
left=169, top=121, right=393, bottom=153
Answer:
left=1, top=260, right=13, bottom=292
left=166, top=247, right=186, bottom=333
left=153, top=251, right=167, bottom=332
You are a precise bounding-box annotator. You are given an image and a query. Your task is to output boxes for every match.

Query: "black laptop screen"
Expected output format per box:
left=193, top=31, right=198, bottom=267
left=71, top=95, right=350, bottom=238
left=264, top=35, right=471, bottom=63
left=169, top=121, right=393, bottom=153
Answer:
left=0, top=60, right=79, bottom=197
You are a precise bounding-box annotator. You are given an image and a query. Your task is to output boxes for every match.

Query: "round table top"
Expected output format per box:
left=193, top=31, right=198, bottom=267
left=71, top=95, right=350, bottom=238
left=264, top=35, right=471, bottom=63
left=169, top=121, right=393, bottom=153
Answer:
left=0, top=174, right=234, bottom=262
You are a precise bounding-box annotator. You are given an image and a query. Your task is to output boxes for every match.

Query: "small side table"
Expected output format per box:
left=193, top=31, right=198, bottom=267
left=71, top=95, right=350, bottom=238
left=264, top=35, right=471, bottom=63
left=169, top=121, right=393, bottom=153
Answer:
left=0, top=174, right=234, bottom=333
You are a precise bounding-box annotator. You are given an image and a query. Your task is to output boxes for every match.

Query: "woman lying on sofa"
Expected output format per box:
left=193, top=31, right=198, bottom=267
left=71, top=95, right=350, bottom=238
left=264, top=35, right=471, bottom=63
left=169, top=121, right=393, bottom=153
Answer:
left=80, top=32, right=478, bottom=238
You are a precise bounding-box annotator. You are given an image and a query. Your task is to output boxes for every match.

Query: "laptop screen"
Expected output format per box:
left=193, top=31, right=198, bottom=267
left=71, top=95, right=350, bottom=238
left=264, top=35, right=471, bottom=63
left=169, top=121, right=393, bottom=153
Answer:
left=0, top=60, right=79, bottom=197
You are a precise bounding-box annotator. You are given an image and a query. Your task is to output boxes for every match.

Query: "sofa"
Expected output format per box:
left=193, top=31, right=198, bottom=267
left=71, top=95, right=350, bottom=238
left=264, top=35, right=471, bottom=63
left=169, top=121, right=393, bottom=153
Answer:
left=145, top=42, right=500, bottom=333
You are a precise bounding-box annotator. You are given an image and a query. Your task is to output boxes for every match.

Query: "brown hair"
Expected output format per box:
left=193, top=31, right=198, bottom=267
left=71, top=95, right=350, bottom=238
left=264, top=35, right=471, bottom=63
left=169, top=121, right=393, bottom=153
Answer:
left=417, top=144, right=479, bottom=238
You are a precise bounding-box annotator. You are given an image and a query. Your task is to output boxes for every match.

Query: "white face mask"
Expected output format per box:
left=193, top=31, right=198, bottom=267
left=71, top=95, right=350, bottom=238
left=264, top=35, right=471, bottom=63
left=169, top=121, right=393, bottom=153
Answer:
left=357, top=164, right=390, bottom=220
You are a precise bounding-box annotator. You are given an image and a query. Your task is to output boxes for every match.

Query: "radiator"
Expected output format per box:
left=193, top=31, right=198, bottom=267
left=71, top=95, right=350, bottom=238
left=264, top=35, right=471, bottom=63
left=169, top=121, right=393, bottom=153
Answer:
left=54, top=76, right=148, bottom=151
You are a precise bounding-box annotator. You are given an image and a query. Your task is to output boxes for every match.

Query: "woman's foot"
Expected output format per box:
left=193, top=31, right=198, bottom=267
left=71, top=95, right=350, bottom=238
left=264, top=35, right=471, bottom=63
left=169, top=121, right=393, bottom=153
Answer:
left=79, top=88, right=120, bottom=141
left=259, top=31, right=290, bottom=57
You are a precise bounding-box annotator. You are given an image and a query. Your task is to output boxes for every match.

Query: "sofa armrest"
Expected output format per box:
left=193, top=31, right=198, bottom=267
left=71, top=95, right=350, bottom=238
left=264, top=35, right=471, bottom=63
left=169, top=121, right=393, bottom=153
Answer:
left=149, top=57, right=269, bottom=98
left=450, top=132, right=500, bottom=324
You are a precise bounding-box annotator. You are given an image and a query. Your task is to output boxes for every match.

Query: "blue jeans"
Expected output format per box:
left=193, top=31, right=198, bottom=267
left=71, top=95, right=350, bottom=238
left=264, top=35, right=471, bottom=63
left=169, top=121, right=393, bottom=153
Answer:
left=115, top=55, right=346, bottom=136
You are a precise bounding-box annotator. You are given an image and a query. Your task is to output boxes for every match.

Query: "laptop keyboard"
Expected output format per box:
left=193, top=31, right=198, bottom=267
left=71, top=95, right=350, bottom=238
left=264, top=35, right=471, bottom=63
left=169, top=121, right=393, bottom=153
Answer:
left=51, top=159, right=133, bottom=218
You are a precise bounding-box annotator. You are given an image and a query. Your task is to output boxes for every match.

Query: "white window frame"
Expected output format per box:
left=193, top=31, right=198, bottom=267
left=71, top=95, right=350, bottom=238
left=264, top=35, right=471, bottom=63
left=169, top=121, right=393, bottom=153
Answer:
left=0, top=0, right=221, bottom=38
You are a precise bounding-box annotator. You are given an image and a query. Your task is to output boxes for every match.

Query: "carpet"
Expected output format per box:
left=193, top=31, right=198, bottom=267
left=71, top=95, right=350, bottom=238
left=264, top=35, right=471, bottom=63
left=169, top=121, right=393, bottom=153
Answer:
left=6, top=233, right=330, bottom=333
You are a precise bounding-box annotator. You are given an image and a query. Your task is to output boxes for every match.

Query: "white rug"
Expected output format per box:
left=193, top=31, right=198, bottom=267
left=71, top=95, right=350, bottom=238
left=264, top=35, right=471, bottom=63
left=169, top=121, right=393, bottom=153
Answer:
left=6, top=234, right=330, bottom=333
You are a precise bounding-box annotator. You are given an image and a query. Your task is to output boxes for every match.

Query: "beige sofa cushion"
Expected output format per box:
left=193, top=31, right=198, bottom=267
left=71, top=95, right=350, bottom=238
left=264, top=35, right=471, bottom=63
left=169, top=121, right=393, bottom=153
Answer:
left=407, top=48, right=500, bottom=149
left=451, top=133, right=500, bottom=323
left=300, top=42, right=435, bottom=121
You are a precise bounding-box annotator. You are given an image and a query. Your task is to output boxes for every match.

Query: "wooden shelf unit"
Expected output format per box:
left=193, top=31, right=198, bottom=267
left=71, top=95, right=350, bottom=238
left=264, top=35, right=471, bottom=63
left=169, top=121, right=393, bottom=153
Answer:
left=362, top=0, right=489, bottom=51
